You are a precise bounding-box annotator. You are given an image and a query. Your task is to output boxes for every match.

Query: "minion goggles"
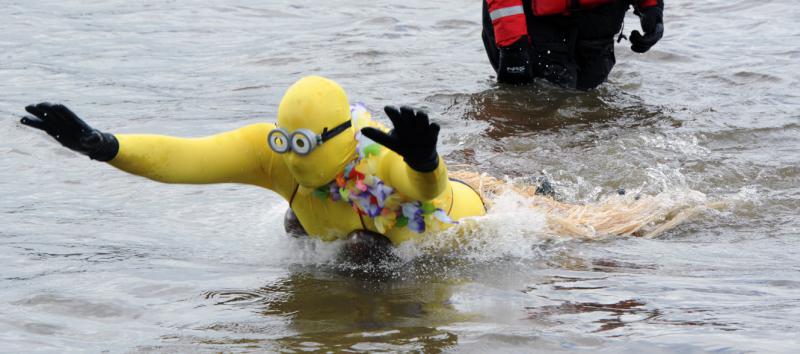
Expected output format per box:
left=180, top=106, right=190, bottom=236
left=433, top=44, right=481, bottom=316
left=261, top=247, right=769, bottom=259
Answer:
left=268, top=120, right=352, bottom=155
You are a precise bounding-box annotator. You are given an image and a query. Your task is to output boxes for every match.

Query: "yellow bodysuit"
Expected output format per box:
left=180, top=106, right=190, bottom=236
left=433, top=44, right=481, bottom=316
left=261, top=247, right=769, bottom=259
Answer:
left=107, top=78, right=485, bottom=245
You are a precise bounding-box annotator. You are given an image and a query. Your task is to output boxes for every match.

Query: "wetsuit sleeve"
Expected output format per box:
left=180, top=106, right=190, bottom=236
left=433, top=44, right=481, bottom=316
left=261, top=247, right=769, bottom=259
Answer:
left=486, top=0, right=528, bottom=47
left=108, top=123, right=298, bottom=200
left=377, top=150, right=449, bottom=202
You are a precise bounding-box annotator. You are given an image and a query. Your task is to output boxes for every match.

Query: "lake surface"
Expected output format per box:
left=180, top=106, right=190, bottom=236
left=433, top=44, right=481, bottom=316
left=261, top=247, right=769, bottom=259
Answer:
left=1, top=0, right=799, bottom=352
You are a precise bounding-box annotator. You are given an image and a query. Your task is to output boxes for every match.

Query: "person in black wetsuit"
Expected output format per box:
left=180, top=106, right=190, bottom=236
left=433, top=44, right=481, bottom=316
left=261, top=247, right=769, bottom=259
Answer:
left=482, top=0, right=664, bottom=90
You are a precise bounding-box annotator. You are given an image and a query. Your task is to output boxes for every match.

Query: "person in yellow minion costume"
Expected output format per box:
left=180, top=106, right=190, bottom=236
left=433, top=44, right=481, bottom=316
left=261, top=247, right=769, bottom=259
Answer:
left=19, top=76, right=486, bottom=253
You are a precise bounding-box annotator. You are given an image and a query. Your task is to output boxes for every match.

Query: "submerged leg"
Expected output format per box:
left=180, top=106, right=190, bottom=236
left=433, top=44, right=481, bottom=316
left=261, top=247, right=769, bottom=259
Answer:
left=338, top=230, right=396, bottom=266
left=534, top=176, right=556, bottom=198
left=283, top=208, right=308, bottom=238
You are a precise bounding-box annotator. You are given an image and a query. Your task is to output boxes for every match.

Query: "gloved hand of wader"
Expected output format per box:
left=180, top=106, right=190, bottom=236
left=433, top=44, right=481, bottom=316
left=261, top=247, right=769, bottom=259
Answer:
left=360, top=106, right=440, bottom=173
left=630, top=6, right=664, bottom=53
left=20, top=102, right=119, bottom=161
left=497, top=37, right=534, bottom=84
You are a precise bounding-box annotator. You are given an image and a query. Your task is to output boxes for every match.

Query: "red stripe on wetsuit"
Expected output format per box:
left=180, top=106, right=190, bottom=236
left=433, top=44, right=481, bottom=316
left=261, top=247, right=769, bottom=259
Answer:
left=638, top=0, right=659, bottom=8
left=533, top=0, right=613, bottom=15
left=489, top=0, right=662, bottom=47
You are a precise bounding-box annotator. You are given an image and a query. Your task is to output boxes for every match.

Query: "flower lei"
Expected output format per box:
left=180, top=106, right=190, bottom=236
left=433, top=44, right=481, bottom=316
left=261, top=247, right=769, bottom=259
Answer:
left=312, top=104, right=457, bottom=234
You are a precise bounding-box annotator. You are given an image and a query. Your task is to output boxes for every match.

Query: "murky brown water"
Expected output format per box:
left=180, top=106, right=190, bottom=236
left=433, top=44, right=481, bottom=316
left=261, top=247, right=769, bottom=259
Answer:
left=2, top=0, right=799, bottom=352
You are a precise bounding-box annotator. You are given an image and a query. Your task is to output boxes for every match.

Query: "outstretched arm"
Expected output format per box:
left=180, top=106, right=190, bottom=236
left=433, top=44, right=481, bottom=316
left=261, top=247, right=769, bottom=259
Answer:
left=361, top=106, right=448, bottom=201
left=20, top=103, right=297, bottom=199
left=111, top=125, right=281, bottom=188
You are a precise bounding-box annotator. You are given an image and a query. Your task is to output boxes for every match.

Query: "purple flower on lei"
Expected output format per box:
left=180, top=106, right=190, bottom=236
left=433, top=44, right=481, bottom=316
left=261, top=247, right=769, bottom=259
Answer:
left=368, top=180, right=393, bottom=207
left=365, top=202, right=381, bottom=218
left=353, top=192, right=381, bottom=217
left=402, top=202, right=425, bottom=233
left=328, top=183, right=341, bottom=201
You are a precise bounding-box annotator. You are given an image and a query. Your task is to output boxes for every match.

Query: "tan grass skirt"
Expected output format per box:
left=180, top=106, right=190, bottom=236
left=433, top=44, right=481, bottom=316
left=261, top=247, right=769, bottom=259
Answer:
left=449, top=170, right=725, bottom=239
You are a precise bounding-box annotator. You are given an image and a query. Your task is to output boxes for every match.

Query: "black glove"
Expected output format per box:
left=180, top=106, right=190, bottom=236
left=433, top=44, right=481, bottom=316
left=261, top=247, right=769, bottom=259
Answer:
left=497, top=37, right=534, bottom=84
left=360, top=106, right=440, bottom=173
left=20, top=102, right=119, bottom=161
left=630, top=6, right=664, bottom=53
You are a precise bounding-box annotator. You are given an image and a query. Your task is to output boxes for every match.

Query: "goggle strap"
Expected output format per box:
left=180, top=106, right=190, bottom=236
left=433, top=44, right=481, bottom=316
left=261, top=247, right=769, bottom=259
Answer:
left=320, top=120, right=352, bottom=142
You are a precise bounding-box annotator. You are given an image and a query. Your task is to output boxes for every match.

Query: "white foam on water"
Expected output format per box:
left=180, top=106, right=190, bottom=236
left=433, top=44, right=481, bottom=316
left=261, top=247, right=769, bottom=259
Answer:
left=639, top=131, right=711, bottom=158
left=400, top=189, right=553, bottom=262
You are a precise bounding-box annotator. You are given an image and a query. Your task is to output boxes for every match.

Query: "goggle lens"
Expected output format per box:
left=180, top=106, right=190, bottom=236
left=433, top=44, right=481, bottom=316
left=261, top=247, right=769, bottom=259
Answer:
left=290, top=130, right=315, bottom=155
left=267, top=130, right=290, bottom=153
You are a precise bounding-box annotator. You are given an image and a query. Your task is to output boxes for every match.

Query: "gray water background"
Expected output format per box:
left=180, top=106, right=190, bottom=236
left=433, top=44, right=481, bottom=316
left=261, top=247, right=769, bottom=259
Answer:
left=1, top=0, right=799, bottom=352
